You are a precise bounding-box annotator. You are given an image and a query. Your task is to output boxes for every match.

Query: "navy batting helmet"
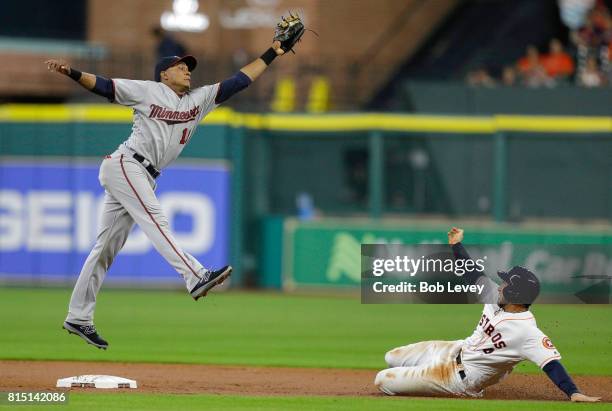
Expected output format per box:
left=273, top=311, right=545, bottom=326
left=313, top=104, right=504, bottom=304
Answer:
left=497, top=266, right=540, bottom=305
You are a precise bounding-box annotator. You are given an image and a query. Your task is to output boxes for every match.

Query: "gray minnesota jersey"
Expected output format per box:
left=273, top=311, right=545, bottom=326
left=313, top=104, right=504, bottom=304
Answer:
left=112, top=79, right=220, bottom=169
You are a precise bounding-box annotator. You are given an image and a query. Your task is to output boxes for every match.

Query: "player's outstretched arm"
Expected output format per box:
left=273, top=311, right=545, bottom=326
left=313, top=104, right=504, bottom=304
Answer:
left=542, top=360, right=600, bottom=402
left=215, top=13, right=303, bottom=104
left=241, top=41, right=285, bottom=82
left=45, top=59, right=114, bottom=101
left=448, top=227, right=498, bottom=303
left=448, top=227, right=484, bottom=279
left=214, top=41, right=284, bottom=105
left=571, top=393, right=602, bottom=402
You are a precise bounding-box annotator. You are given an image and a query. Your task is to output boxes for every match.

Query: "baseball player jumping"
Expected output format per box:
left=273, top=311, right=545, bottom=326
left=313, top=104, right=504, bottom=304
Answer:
left=374, top=227, right=601, bottom=402
left=45, top=16, right=305, bottom=350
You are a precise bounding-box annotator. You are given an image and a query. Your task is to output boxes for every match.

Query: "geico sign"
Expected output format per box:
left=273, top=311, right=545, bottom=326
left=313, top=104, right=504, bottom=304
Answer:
left=0, top=190, right=215, bottom=254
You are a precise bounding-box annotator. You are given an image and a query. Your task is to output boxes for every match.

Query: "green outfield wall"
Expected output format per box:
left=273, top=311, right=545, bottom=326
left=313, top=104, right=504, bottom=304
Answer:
left=260, top=217, right=612, bottom=293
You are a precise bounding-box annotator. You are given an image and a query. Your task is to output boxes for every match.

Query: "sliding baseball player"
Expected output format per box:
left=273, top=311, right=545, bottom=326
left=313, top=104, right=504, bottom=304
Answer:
left=374, top=227, right=601, bottom=402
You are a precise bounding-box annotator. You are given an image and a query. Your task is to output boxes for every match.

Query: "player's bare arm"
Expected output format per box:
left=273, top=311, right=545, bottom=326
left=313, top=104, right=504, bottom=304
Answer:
left=45, top=60, right=96, bottom=90
left=571, top=392, right=601, bottom=402
left=542, top=360, right=601, bottom=402
left=215, top=13, right=304, bottom=104
left=240, top=41, right=285, bottom=82
left=45, top=59, right=114, bottom=100
left=213, top=41, right=285, bottom=105
left=241, top=12, right=304, bottom=81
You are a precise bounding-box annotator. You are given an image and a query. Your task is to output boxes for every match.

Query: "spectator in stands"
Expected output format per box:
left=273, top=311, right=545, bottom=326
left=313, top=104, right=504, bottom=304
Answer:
left=591, top=1, right=612, bottom=33
left=572, top=3, right=611, bottom=51
left=570, top=3, right=611, bottom=84
left=501, top=66, right=517, bottom=86
left=574, top=14, right=608, bottom=49
left=541, top=39, right=575, bottom=80
left=517, top=45, right=555, bottom=88
left=517, top=45, right=542, bottom=73
left=600, top=15, right=611, bottom=80
left=466, top=68, right=496, bottom=87
left=577, top=55, right=607, bottom=86
left=598, top=8, right=612, bottom=66
left=152, top=27, right=187, bottom=61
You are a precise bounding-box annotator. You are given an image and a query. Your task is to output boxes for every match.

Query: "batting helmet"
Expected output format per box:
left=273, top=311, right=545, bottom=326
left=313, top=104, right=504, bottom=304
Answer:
left=497, top=266, right=540, bottom=305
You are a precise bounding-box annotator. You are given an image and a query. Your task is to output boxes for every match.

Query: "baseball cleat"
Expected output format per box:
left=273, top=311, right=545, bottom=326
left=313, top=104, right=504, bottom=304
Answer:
left=63, top=321, right=109, bottom=350
left=190, top=265, right=232, bottom=301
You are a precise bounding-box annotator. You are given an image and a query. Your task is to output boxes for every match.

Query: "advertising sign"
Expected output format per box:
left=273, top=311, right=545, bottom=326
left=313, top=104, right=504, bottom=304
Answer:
left=0, top=161, right=230, bottom=283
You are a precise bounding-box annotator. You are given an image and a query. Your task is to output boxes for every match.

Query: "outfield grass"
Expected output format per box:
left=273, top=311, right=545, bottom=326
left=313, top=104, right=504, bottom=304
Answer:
left=6, top=393, right=612, bottom=411
left=0, top=288, right=610, bottom=375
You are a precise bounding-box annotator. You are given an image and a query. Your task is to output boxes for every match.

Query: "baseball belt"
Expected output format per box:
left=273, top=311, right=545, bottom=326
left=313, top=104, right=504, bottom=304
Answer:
left=133, top=153, right=160, bottom=179
left=456, top=349, right=466, bottom=380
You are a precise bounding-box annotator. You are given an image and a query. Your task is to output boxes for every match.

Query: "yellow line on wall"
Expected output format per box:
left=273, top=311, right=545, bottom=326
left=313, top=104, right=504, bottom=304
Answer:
left=0, top=104, right=610, bottom=134
left=495, top=115, right=612, bottom=133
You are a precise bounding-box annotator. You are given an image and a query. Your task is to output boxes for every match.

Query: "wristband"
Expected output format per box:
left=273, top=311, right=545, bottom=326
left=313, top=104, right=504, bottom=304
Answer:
left=260, top=48, right=277, bottom=65
left=68, top=68, right=82, bottom=81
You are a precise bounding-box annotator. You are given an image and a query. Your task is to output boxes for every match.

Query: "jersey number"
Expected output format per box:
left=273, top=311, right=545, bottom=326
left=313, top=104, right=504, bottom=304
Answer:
left=180, top=128, right=192, bottom=145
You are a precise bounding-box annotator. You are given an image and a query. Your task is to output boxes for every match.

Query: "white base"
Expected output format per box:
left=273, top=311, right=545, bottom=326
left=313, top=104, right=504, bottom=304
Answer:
left=56, top=375, right=137, bottom=389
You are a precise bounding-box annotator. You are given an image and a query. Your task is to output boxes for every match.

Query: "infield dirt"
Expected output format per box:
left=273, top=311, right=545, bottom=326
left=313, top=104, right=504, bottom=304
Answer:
left=1, top=360, right=610, bottom=402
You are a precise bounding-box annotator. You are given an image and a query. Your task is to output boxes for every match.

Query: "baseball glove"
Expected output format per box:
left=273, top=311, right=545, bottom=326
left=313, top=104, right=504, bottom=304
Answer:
left=274, top=12, right=305, bottom=53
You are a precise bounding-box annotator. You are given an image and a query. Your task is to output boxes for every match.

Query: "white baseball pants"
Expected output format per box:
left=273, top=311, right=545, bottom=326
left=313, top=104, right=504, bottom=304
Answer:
left=374, top=340, right=474, bottom=397
left=65, top=151, right=207, bottom=325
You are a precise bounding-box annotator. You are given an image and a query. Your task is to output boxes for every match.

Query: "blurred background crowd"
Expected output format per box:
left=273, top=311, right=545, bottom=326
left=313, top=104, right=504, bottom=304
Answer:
left=2, top=0, right=610, bottom=111
left=467, top=0, right=612, bottom=88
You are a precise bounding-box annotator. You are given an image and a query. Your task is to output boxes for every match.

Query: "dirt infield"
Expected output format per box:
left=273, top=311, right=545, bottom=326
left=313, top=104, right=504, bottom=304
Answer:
left=1, top=361, right=610, bottom=402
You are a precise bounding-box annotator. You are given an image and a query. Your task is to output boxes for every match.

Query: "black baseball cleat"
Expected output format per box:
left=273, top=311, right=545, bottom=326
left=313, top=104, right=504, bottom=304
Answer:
left=190, top=265, right=232, bottom=301
left=63, top=321, right=109, bottom=350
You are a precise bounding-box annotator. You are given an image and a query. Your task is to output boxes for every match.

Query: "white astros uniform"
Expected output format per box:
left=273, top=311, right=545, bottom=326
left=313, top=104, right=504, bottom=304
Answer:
left=375, top=277, right=561, bottom=397
left=66, top=79, right=219, bottom=325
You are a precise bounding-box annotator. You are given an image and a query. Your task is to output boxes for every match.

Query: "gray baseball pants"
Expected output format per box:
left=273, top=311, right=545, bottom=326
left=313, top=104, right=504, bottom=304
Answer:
left=65, top=150, right=206, bottom=325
